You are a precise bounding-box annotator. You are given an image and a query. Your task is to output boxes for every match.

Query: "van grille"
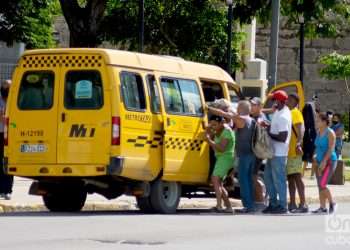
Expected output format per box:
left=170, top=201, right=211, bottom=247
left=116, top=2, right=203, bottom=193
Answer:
left=20, top=55, right=103, bottom=69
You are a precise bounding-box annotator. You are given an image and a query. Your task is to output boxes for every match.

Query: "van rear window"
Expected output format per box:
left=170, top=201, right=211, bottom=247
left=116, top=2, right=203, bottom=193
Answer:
left=18, top=71, right=54, bottom=110
left=120, top=72, right=146, bottom=111
left=65, top=70, right=103, bottom=109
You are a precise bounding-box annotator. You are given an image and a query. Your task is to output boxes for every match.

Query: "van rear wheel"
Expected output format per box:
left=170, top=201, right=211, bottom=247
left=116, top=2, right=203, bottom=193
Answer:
left=150, top=180, right=181, bottom=214
left=43, top=188, right=87, bottom=212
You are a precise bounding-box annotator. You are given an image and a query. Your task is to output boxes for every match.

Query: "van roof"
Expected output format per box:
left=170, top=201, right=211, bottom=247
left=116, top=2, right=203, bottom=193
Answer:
left=22, top=48, right=235, bottom=85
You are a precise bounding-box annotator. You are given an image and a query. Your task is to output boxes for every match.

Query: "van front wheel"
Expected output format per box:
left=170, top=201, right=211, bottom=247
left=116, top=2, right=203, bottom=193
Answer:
left=43, top=189, right=87, bottom=212
left=150, top=180, right=181, bottom=214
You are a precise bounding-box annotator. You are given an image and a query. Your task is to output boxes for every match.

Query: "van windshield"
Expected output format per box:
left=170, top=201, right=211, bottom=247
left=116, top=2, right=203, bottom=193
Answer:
left=18, top=71, right=54, bottom=110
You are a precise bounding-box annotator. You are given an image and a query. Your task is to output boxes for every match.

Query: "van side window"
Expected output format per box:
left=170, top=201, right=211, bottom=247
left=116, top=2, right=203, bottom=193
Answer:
left=120, top=72, right=146, bottom=111
left=18, top=71, right=54, bottom=110
left=65, top=70, right=103, bottom=109
left=146, top=75, right=161, bottom=113
left=202, top=82, right=224, bottom=102
left=161, top=78, right=203, bottom=116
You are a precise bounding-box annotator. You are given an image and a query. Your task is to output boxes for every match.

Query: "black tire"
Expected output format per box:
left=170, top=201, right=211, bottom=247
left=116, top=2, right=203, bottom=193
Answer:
left=136, top=196, right=155, bottom=214
left=150, top=180, right=181, bottom=214
left=43, top=188, right=87, bottom=212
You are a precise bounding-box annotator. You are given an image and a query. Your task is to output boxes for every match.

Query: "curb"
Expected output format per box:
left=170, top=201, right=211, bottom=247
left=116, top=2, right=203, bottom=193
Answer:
left=1, top=197, right=350, bottom=214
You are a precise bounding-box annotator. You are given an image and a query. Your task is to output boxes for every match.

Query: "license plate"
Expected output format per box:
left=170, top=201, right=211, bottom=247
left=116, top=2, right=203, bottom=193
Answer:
left=20, top=144, right=46, bottom=153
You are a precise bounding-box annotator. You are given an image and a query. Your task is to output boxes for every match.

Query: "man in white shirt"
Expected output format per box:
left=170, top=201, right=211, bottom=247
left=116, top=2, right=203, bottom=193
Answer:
left=262, top=90, right=292, bottom=214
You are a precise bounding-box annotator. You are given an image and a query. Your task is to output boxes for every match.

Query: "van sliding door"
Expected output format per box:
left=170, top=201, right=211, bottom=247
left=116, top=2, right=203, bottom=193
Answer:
left=160, top=77, right=209, bottom=184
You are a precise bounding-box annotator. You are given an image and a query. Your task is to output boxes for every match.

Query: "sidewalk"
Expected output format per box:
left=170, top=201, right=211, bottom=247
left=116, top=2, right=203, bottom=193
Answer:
left=1, top=177, right=350, bottom=213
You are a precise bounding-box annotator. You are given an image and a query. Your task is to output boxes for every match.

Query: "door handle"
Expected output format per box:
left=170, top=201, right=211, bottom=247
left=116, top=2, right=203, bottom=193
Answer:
left=61, top=112, right=66, bottom=122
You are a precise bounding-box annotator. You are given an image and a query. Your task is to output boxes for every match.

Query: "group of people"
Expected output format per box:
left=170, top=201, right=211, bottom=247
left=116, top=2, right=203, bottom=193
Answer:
left=206, top=90, right=341, bottom=215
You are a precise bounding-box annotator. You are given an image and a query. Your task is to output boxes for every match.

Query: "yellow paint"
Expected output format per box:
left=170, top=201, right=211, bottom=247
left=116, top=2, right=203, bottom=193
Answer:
left=5, top=48, right=247, bottom=186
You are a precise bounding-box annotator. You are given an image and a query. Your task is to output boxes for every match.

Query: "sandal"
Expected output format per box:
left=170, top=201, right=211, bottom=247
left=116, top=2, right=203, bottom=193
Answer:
left=210, top=206, right=224, bottom=213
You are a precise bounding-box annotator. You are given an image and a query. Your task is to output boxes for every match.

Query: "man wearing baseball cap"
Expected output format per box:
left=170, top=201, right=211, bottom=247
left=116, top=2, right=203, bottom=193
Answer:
left=263, top=90, right=292, bottom=214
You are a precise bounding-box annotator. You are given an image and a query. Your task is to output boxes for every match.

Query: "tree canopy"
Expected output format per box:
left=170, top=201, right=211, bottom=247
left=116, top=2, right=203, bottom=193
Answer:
left=0, top=0, right=59, bottom=48
left=58, top=0, right=270, bottom=71
left=280, top=0, right=350, bottom=38
left=320, top=52, right=350, bottom=95
left=2, top=0, right=350, bottom=72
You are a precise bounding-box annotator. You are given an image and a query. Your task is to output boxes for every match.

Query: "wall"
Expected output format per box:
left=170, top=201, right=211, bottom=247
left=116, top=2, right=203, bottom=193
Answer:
left=255, top=24, right=350, bottom=113
left=0, top=42, right=25, bottom=83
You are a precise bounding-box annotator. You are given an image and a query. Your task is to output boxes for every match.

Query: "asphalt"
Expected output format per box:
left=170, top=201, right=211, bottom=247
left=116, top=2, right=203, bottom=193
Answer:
left=0, top=203, right=350, bottom=250
left=1, top=176, right=350, bottom=213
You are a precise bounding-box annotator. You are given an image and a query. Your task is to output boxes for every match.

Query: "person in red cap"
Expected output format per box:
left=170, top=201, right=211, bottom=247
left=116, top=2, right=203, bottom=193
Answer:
left=262, top=90, right=292, bottom=214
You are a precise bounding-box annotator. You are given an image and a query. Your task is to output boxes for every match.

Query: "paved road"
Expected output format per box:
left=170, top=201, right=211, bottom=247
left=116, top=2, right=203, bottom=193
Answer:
left=1, top=203, right=350, bottom=250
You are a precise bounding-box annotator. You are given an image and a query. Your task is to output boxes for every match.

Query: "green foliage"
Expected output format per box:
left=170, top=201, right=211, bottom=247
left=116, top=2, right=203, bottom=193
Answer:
left=102, top=0, right=260, bottom=71
left=0, top=0, right=60, bottom=48
left=281, top=0, right=350, bottom=38
left=319, top=52, right=350, bottom=81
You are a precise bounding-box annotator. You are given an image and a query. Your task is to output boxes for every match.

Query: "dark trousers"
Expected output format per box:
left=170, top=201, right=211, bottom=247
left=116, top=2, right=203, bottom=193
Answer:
left=0, top=133, right=13, bottom=194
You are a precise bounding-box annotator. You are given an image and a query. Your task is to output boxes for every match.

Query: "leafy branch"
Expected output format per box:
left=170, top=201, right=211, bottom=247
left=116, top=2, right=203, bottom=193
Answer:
left=320, top=52, right=350, bottom=96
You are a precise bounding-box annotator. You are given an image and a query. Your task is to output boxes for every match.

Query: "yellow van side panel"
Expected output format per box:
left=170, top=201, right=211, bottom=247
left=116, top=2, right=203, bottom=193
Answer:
left=162, top=116, right=209, bottom=183
left=113, top=68, right=163, bottom=181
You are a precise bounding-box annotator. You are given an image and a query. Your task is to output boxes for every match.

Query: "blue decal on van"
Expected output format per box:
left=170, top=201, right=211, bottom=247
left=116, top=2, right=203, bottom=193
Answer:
left=75, top=80, right=92, bottom=99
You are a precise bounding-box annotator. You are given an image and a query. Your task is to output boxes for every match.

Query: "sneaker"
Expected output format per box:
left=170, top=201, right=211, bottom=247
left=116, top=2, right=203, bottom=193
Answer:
left=312, top=207, right=328, bottom=214
left=223, top=207, right=234, bottom=214
left=270, top=205, right=288, bottom=214
left=234, top=208, right=255, bottom=214
left=4, top=193, right=11, bottom=200
left=288, top=203, right=298, bottom=212
left=329, top=203, right=337, bottom=214
left=291, top=204, right=309, bottom=214
left=262, top=205, right=275, bottom=214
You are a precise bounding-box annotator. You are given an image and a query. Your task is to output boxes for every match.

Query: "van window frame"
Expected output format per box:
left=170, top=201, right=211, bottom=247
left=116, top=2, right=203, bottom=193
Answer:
left=64, top=69, right=104, bottom=110
left=119, top=71, right=147, bottom=113
left=17, top=70, right=55, bottom=111
left=159, top=76, right=204, bottom=118
left=146, top=74, right=161, bottom=114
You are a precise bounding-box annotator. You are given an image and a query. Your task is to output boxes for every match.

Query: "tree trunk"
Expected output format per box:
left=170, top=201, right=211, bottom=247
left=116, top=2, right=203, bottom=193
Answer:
left=59, top=0, right=107, bottom=47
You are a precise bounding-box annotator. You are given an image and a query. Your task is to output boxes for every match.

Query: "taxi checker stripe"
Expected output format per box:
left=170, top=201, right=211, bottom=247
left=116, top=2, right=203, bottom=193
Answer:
left=126, top=136, right=203, bottom=151
left=165, top=138, right=204, bottom=151
left=127, top=136, right=163, bottom=148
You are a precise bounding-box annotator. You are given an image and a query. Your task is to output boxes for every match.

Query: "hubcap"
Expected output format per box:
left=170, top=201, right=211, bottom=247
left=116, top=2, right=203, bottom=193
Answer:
left=162, top=182, right=179, bottom=207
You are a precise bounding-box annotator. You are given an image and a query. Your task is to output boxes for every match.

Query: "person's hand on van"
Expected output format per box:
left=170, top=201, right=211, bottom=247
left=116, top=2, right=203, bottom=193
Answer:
left=205, top=126, right=214, bottom=141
